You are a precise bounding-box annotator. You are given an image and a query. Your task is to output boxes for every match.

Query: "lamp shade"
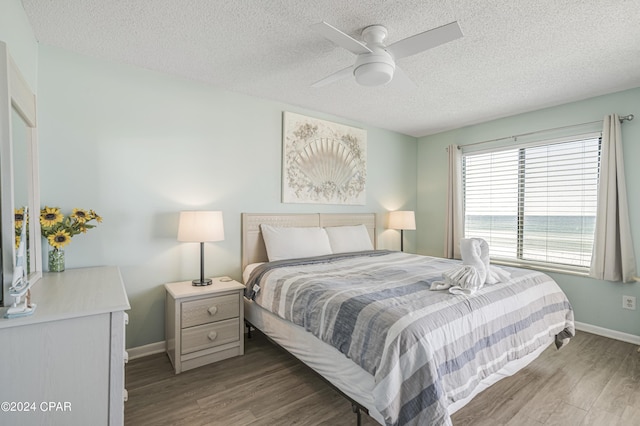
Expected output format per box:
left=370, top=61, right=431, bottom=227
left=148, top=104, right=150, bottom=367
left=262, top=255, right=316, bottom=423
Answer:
left=388, top=211, right=416, bottom=230
left=177, top=211, right=225, bottom=242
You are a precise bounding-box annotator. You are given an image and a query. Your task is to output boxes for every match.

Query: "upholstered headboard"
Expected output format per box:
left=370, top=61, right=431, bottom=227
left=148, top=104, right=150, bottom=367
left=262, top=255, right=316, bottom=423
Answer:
left=241, top=213, right=376, bottom=270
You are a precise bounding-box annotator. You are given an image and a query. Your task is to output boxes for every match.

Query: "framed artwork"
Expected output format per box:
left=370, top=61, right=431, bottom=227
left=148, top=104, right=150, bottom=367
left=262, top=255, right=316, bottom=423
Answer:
left=282, top=112, right=367, bottom=205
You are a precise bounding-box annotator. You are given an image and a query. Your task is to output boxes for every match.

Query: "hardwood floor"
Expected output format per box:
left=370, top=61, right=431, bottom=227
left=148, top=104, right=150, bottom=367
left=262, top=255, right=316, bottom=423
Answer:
left=125, top=331, right=640, bottom=425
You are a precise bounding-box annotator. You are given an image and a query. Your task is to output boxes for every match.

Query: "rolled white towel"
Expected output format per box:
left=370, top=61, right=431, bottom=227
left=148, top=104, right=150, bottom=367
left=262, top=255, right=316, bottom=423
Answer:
left=460, top=239, right=488, bottom=284
left=429, top=265, right=485, bottom=294
left=430, top=238, right=511, bottom=293
left=445, top=265, right=484, bottom=290
left=464, top=237, right=511, bottom=284
left=487, top=265, right=511, bottom=283
left=449, top=285, right=476, bottom=296
left=430, top=280, right=451, bottom=291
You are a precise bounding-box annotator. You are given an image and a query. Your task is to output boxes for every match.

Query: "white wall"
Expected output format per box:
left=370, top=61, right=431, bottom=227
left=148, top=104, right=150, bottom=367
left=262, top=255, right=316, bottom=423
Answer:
left=36, top=45, right=418, bottom=348
left=0, top=0, right=38, bottom=91
left=417, top=88, right=640, bottom=338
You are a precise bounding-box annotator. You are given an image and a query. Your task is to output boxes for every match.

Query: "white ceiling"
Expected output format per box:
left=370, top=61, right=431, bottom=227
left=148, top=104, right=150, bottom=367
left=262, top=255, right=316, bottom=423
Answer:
left=20, top=0, right=640, bottom=137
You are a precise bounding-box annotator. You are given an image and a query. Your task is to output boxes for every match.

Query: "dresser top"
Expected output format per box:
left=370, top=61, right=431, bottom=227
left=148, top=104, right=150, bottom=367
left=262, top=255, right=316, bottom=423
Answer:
left=0, top=266, right=130, bottom=329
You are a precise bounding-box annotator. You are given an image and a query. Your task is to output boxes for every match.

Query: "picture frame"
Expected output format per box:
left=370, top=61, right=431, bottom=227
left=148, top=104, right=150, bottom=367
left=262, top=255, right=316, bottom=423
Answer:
left=282, top=112, right=367, bottom=205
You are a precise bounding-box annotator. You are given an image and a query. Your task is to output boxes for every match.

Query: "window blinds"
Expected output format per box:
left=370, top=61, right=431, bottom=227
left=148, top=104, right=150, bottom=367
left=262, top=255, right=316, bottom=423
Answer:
left=463, top=134, right=601, bottom=268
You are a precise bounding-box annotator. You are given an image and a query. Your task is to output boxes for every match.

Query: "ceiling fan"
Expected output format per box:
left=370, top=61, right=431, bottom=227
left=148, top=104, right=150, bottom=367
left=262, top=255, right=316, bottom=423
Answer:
left=310, top=21, right=463, bottom=88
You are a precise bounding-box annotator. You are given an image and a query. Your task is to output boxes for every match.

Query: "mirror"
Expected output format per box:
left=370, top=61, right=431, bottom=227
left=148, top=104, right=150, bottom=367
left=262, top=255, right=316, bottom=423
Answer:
left=0, top=41, right=42, bottom=306
left=12, top=109, right=29, bottom=274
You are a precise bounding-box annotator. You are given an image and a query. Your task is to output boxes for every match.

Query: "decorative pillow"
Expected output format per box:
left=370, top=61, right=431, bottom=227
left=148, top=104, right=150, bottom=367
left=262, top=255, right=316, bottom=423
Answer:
left=260, top=224, right=333, bottom=262
left=324, top=224, right=373, bottom=254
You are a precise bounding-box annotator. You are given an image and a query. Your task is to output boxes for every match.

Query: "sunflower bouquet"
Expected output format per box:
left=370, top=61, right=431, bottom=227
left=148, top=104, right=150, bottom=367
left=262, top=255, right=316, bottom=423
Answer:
left=40, top=206, right=103, bottom=250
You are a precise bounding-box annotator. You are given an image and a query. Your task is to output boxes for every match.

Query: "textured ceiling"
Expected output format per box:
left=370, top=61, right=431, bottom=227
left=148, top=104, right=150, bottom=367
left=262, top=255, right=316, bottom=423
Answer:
left=20, top=0, right=640, bottom=137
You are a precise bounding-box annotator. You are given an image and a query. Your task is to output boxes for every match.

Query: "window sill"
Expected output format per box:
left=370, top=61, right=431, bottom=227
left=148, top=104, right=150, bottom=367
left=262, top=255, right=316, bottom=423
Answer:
left=491, top=258, right=591, bottom=278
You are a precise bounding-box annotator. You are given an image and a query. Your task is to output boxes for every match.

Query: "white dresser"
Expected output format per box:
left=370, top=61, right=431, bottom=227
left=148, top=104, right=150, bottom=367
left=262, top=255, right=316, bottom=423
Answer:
left=0, top=266, right=130, bottom=426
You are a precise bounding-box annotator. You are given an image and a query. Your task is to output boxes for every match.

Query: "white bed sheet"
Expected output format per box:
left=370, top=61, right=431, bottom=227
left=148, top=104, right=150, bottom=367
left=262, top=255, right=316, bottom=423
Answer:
left=243, top=263, right=264, bottom=286
left=244, top=296, right=552, bottom=425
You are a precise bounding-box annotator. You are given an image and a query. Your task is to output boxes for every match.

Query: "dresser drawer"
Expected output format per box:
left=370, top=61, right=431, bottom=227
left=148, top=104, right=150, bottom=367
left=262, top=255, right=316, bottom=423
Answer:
left=181, top=293, right=239, bottom=328
left=181, top=318, right=240, bottom=355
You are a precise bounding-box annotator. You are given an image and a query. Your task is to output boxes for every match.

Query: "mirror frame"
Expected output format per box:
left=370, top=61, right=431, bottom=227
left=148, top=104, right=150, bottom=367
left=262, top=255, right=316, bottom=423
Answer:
left=0, top=41, right=42, bottom=306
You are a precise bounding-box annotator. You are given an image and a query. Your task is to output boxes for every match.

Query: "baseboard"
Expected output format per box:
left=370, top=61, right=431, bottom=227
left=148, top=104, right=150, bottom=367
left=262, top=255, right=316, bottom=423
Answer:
left=127, top=341, right=166, bottom=360
left=574, top=321, right=640, bottom=345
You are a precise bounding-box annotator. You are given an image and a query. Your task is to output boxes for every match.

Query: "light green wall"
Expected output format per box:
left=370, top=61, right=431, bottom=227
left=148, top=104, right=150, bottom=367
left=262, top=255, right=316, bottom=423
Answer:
left=36, top=45, right=418, bottom=348
left=7, top=0, right=637, bottom=346
left=417, top=88, right=640, bottom=337
left=0, top=0, right=38, bottom=91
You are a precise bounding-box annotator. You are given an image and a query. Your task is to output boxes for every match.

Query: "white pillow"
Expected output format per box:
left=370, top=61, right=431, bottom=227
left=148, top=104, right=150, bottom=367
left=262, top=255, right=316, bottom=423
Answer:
left=325, top=224, right=373, bottom=254
left=260, top=224, right=333, bottom=262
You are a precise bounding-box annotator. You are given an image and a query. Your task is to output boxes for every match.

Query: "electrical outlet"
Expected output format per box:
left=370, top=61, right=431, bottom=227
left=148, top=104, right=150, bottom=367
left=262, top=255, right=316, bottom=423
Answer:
left=622, top=295, right=636, bottom=310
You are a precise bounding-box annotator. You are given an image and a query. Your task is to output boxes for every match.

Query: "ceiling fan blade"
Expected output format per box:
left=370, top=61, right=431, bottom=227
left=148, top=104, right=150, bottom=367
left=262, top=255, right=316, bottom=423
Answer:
left=311, top=21, right=373, bottom=55
left=387, top=21, right=462, bottom=60
left=391, top=66, right=417, bottom=90
left=311, top=66, right=354, bottom=87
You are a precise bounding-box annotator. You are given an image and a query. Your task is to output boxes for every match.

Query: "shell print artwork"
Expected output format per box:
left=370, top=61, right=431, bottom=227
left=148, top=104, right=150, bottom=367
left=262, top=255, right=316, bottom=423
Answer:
left=295, top=138, right=359, bottom=189
left=282, top=112, right=367, bottom=204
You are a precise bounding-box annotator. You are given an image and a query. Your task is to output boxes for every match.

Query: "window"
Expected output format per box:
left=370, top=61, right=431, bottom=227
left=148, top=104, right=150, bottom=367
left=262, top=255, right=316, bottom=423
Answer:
left=462, top=133, right=601, bottom=270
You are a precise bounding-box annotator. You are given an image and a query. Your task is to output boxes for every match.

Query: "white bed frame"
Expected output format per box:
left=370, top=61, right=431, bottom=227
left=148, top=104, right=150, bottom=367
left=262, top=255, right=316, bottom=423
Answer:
left=240, top=212, right=551, bottom=425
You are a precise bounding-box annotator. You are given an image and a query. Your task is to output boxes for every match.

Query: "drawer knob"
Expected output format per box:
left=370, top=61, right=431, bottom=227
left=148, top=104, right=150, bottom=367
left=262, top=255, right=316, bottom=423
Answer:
left=207, top=306, right=218, bottom=316
left=208, top=331, right=218, bottom=341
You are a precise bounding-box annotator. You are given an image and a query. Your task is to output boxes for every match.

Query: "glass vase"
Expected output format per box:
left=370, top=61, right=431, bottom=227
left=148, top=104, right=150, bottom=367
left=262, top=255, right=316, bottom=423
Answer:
left=48, top=248, right=65, bottom=272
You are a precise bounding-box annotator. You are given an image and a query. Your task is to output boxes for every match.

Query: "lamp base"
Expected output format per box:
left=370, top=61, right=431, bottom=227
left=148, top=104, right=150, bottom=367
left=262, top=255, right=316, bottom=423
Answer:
left=192, top=278, right=212, bottom=286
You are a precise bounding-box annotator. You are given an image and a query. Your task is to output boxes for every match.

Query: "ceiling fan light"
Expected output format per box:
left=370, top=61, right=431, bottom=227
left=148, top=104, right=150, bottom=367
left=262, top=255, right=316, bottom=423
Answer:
left=354, top=62, right=394, bottom=86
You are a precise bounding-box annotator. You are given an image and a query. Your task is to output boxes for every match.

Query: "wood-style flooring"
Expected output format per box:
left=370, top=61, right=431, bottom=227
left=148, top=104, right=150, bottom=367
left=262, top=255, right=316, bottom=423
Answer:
left=125, top=331, right=640, bottom=425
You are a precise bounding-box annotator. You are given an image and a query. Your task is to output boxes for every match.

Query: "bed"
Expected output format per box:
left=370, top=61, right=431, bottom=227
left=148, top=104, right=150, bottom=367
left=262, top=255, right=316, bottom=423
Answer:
left=241, top=213, right=575, bottom=426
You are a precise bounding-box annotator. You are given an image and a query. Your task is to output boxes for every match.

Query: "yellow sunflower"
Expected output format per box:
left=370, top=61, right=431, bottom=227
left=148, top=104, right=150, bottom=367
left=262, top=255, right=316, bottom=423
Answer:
left=41, top=207, right=64, bottom=227
left=48, top=230, right=72, bottom=249
left=90, top=210, right=103, bottom=223
left=15, top=235, right=21, bottom=250
left=71, top=208, right=89, bottom=224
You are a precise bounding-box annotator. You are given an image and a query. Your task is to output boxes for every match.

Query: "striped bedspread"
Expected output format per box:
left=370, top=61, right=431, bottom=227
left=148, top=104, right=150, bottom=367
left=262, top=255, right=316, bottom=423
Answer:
left=246, top=251, right=575, bottom=426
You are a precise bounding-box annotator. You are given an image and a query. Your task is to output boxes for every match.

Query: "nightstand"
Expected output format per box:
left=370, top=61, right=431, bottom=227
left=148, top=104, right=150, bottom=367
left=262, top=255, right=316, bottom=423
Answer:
left=165, top=277, right=245, bottom=374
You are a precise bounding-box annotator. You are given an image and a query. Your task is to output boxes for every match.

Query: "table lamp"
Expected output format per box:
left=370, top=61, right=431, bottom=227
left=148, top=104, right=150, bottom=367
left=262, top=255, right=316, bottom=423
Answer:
left=388, top=210, right=416, bottom=252
left=177, top=211, right=225, bottom=286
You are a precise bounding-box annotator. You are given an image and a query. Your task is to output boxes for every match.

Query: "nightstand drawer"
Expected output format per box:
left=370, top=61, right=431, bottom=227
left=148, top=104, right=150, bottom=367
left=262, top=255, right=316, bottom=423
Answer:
left=181, top=318, right=240, bottom=354
left=181, top=293, right=239, bottom=328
